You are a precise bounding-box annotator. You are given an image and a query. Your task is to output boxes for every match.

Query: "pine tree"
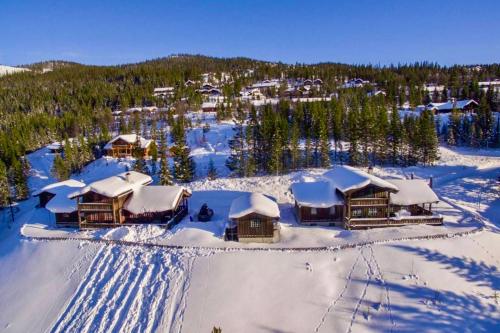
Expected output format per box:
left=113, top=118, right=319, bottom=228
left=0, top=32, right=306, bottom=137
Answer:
left=0, top=160, right=10, bottom=207
left=418, top=110, right=439, bottom=166
left=318, top=120, right=330, bottom=168
left=172, top=144, right=195, bottom=182
left=289, top=121, right=301, bottom=170
left=207, top=158, right=218, bottom=180
left=52, top=154, right=70, bottom=180
left=159, top=153, right=173, bottom=185
left=268, top=129, right=283, bottom=175
left=347, top=105, right=362, bottom=166
left=9, top=159, right=29, bottom=200
left=149, top=140, right=158, bottom=174
left=133, top=136, right=148, bottom=174
left=388, top=106, right=402, bottom=165
left=226, top=104, right=246, bottom=176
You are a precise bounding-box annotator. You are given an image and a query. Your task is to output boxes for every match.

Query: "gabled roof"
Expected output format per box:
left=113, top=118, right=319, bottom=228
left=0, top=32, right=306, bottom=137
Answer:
left=33, top=179, right=85, bottom=196
left=387, top=179, right=439, bottom=206
left=427, top=99, right=478, bottom=111
left=71, top=171, right=152, bottom=198
left=323, top=166, right=399, bottom=194
left=290, top=181, right=344, bottom=208
left=34, top=179, right=86, bottom=213
left=229, top=193, right=280, bottom=219
left=104, top=134, right=152, bottom=150
left=123, top=186, right=191, bottom=215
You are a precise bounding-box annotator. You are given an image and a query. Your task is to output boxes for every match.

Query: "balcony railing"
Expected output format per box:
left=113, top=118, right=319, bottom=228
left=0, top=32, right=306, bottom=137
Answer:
left=79, top=203, right=113, bottom=212
left=350, top=198, right=388, bottom=206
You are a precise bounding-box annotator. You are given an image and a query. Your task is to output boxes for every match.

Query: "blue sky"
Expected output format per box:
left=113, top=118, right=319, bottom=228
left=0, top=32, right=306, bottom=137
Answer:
left=1, top=0, right=499, bottom=66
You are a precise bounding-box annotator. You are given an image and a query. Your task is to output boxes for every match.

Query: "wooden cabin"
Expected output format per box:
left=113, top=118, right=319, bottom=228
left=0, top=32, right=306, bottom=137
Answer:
left=71, top=171, right=191, bottom=229
left=426, top=99, right=478, bottom=114
left=34, top=179, right=86, bottom=227
left=201, top=101, right=217, bottom=112
left=226, top=193, right=280, bottom=243
left=290, top=181, right=344, bottom=226
left=291, top=166, right=443, bottom=229
left=104, top=134, right=152, bottom=158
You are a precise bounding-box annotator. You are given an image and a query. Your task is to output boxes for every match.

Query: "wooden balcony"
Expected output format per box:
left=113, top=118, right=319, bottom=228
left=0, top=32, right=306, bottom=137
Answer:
left=79, top=203, right=113, bottom=212
left=350, top=198, right=388, bottom=206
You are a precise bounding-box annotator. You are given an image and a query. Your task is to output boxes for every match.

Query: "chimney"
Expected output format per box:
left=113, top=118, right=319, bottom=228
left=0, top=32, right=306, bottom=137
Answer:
left=125, top=172, right=131, bottom=183
left=411, top=173, right=414, bottom=179
left=429, top=176, right=433, bottom=188
left=367, top=165, right=374, bottom=174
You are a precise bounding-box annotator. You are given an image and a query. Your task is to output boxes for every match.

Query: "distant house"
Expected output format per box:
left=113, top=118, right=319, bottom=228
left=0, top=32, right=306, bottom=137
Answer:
left=70, top=171, right=191, bottom=228
left=47, top=142, right=63, bottom=154
left=104, top=134, right=152, bottom=158
left=342, top=78, right=369, bottom=88
left=201, top=101, right=218, bottom=112
left=34, top=179, right=86, bottom=227
left=426, top=99, right=478, bottom=113
left=291, top=166, right=443, bottom=229
left=153, top=87, right=175, bottom=98
left=184, top=79, right=196, bottom=87
left=478, top=80, right=500, bottom=93
left=367, top=90, right=386, bottom=97
left=225, top=193, right=280, bottom=243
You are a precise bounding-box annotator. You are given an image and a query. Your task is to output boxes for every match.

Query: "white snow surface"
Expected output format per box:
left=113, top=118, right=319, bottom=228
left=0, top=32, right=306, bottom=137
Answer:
left=1, top=118, right=500, bottom=332
left=324, top=165, right=399, bottom=193
left=73, top=171, right=152, bottom=198
left=123, top=186, right=189, bottom=214
left=388, top=179, right=440, bottom=206
left=290, top=181, right=344, bottom=207
left=228, top=192, right=280, bottom=219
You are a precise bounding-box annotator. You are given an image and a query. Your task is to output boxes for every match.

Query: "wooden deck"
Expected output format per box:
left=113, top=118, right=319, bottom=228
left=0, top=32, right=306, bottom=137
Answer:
left=347, top=216, right=443, bottom=229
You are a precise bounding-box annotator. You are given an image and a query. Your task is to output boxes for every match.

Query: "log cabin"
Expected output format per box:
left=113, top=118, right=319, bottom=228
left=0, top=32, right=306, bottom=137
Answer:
left=291, top=166, right=443, bottom=229
left=426, top=99, right=478, bottom=114
left=69, top=171, right=191, bottom=229
left=104, top=134, right=152, bottom=158
left=226, top=193, right=280, bottom=243
left=34, top=179, right=86, bottom=227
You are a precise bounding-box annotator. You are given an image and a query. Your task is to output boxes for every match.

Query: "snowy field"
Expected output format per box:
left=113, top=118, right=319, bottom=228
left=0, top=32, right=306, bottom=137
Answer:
left=1, top=117, right=499, bottom=332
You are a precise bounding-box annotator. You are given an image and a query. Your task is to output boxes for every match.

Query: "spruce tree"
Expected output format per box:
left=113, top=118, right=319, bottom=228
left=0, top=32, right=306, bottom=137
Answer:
left=418, top=110, right=439, bottom=166
left=207, top=158, right=218, bottom=180
left=0, top=160, right=10, bottom=207
left=159, top=153, right=173, bottom=185
left=290, top=121, right=301, bottom=170
left=318, top=120, right=331, bottom=168
left=388, top=106, right=402, bottom=165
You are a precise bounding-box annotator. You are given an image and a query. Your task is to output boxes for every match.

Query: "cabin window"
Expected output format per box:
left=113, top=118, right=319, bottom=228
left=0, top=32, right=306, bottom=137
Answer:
left=352, top=208, right=362, bottom=217
left=368, top=208, right=378, bottom=217
left=311, top=207, right=318, bottom=215
left=250, top=219, right=261, bottom=228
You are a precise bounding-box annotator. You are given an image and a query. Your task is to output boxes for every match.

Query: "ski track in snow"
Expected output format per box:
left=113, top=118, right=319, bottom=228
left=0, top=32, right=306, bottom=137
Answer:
left=346, top=247, right=373, bottom=333
left=368, top=245, right=396, bottom=332
left=49, top=244, right=196, bottom=333
left=314, top=251, right=362, bottom=332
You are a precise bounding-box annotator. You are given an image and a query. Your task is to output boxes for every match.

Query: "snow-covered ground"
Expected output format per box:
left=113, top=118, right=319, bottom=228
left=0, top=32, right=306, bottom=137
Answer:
left=1, top=118, right=499, bottom=332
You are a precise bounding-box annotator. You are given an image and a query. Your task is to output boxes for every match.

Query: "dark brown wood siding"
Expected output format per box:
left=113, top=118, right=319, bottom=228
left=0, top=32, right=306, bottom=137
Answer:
left=55, top=211, right=79, bottom=227
left=234, top=213, right=276, bottom=238
left=297, top=204, right=343, bottom=223
left=38, top=192, right=56, bottom=208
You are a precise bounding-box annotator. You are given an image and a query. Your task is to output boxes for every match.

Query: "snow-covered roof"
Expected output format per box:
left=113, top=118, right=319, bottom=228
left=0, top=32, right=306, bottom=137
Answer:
left=34, top=179, right=86, bottom=213
left=202, top=101, right=217, bottom=108
left=154, top=87, right=174, bottom=93
left=123, top=186, right=191, bottom=215
left=33, top=179, right=85, bottom=196
left=290, top=181, right=344, bottom=208
left=427, top=99, right=478, bottom=111
left=229, top=193, right=280, bottom=220
left=72, top=171, right=152, bottom=198
left=387, top=179, right=439, bottom=206
left=323, top=166, right=399, bottom=194
left=103, top=134, right=152, bottom=150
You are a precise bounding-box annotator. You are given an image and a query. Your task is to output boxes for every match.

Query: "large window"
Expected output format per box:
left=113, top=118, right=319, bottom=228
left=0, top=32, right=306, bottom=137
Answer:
left=250, top=219, right=261, bottom=228
left=368, top=207, right=378, bottom=217
left=352, top=208, right=362, bottom=217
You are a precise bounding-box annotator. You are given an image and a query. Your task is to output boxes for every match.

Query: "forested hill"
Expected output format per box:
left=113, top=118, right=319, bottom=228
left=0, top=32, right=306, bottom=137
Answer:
left=0, top=54, right=498, bottom=192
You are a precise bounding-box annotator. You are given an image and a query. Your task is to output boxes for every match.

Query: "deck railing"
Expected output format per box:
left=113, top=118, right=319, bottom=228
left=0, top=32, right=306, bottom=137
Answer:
left=348, top=215, right=443, bottom=228
left=79, top=203, right=113, bottom=212
left=350, top=198, right=388, bottom=206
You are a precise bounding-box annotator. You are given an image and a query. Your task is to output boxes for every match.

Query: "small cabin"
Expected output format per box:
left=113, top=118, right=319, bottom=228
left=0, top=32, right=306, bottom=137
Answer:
left=290, top=181, right=344, bottom=226
left=71, top=171, right=191, bottom=229
left=387, top=179, right=441, bottom=222
left=201, top=101, right=217, bottom=112
left=103, top=134, right=152, bottom=158
left=291, top=166, right=443, bottom=229
left=226, top=193, right=280, bottom=243
left=34, top=179, right=86, bottom=227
